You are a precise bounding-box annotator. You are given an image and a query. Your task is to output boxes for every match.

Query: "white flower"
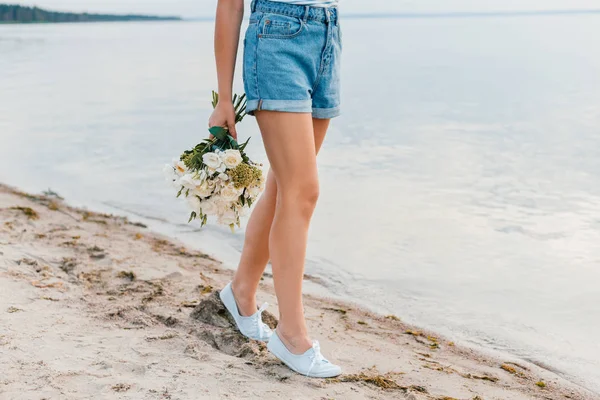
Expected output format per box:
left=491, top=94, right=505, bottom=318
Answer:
left=193, top=181, right=215, bottom=199
left=163, top=164, right=180, bottom=187
left=237, top=205, right=249, bottom=217
left=248, top=185, right=262, bottom=198
left=179, top=174, right=202, bottom=190
left=220, top=183, right=242, bottom=202
left=173, top=159, right=188, bottom=176
left=220, top=149, right=243, bottom=169
left=213, top=197, right=232, bottom=216
left=218, top=173, right=229, bottom=182
left=203, top=152, right=223, bottom=170
left=218, top=209, right=238, bottom=226
left=207, top=165, right=226, bottom=175
left=200, top=198, right=218, bottom=215
left=187, top=195, right=202, bottom=212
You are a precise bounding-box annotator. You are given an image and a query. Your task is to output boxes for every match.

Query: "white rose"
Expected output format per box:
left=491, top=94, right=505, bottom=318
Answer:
left=187, top=195, right=201, bottom=213
left=200, top=198, right=218, bottom=216
left=193, top=181, right=215, bottom=199
left=218, top=209, right=238, bottom=226
left=213, top=197, right=232, bottom=216
left=207, top=165, right=226, bottom=175
left=202, top=152, right=223, bottom=170
left=218, top=173, right=229, bottom=182
left=220, top=183, right=241, bottom=202
left=179, top=174, right=203, bottom=190
left=220, top=149, right=243, bottom=169
left=214, top=178, right=227, bottom=192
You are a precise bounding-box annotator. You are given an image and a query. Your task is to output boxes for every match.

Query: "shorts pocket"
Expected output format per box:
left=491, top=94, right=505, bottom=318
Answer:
left=259, top=13, right=304, bottom=39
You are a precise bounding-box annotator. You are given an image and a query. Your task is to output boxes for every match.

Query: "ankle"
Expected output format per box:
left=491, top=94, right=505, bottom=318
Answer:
left=231, top=280, right=257, bottom=316
left=277, top=324, right=312, bottom=354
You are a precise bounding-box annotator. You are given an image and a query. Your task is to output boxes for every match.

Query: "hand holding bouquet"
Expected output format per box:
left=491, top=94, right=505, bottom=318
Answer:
left=164, top=92, right=264, bottom=231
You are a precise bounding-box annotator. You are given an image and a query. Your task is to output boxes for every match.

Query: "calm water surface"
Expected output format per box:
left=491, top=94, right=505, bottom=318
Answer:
left=1, top=15, right=599, bottom=393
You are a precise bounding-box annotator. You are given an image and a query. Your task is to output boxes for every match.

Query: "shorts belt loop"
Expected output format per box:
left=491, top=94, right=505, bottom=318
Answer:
left=325, top=8, right=331, bottom=24
left=303, top=6, right=310, bottom=23
left=250, top=0, right=257, bottom=13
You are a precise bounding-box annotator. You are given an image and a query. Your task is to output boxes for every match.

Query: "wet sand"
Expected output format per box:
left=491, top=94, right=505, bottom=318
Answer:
left=0, top=183, right=596, bottom=400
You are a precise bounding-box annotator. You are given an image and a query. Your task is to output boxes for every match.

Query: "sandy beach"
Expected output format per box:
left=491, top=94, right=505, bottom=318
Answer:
left=0, top=183, right=596, bottom=400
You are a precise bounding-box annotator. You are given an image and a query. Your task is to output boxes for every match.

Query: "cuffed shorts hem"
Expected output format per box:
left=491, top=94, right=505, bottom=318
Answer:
left=247, top=99, right=312, bottom=115
left=247, top=100, right=341, bottom=119
left=312, top=107, right=341, bottom=119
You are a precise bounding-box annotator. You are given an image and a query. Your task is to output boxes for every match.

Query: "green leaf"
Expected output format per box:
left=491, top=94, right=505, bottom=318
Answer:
left=176, top=186, right=184, bottom=198
left=212, top=91, right=219, bottom=109
left=228, top=136, right=240, bottom=149
left=239, top=137, right=251, bottom=152
left=209, top=126, right=228, bottom=140
left=188, top=211, right=197, bottom=223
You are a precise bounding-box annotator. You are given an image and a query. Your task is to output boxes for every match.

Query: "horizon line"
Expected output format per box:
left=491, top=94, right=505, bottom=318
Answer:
left=186, top=8, right=600, bottom=21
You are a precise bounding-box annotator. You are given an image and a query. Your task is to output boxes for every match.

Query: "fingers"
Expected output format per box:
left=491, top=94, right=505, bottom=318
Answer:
left=207, top=107, right=237, bottom=139
left=227, top=121, right=238, bottom=139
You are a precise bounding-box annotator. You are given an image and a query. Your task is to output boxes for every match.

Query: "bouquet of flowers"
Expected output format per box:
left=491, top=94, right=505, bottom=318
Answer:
left=164, top=92, right=264, bottom=231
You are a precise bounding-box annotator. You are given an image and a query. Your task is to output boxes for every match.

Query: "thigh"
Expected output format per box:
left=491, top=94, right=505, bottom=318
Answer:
left=255, top=111, right=317, bottom=189
left=313, top=118, right=330, bottom=154
left=261, top=117, right=330, bottom=201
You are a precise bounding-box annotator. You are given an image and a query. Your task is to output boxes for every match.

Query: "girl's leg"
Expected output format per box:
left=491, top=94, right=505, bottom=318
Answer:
left=232, top=118, right=330, bottom=317
left=230, top=168, right=277, bottom=315
left=243, top=111, right=320, bottom=353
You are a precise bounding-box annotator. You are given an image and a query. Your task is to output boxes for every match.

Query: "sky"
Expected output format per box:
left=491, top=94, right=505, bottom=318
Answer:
left=7, top=0, right=600, bottom=17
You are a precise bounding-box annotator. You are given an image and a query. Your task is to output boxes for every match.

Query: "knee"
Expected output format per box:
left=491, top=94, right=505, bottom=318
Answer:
left=300, top=180, right=320, bottom=207
left=279, top=179, right=320, bottom=217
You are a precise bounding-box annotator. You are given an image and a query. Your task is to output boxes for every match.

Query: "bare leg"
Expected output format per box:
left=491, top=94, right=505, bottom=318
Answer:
left=230, top=169, right=277, bottom=315
left=231, top=118, right=330, bottom=317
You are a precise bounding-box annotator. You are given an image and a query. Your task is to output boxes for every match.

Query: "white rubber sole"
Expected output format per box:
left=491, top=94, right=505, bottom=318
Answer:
left=267, top=333, right=342, bottom=378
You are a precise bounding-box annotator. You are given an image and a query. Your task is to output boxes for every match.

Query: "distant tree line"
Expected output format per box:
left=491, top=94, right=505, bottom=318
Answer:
left=0, top=4, right=181, bottom=23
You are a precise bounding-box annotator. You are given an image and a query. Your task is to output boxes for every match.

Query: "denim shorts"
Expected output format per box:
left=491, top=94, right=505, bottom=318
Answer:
left=243, top=0, right=342, bottom=119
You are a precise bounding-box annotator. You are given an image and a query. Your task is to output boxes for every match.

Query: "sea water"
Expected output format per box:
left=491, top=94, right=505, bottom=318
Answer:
left=1, top=14, right=599, bottom=393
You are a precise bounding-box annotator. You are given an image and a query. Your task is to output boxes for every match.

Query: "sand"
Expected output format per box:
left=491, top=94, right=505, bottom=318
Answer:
left=0, top=183, right=597, bottom=400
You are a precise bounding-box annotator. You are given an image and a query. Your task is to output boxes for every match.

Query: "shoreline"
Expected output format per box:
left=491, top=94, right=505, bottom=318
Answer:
left=1, top=183, right=597, bottom=400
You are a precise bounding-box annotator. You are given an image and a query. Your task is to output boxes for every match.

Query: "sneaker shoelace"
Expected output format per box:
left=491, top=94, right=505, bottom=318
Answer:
left=254, top=302, right=272, bottom=338
left=306, top=340, right=329, bottom=377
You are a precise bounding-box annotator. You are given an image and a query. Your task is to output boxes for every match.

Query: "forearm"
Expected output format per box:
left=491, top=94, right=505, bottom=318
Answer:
left=214, top=0, right=245, bottom=102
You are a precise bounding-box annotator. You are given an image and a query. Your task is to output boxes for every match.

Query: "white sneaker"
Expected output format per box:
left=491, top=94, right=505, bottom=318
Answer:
left=219, top=282, right=273, bottom=342
left=267, top=330, right=342, bottom=378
